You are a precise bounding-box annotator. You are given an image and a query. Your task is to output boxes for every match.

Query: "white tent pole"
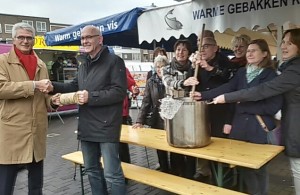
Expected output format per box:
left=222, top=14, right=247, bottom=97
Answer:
left=276, top=25, right=283, bottom=62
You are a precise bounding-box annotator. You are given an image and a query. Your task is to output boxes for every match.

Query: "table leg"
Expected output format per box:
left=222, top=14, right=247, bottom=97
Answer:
left=210, top=162, right=224, bottom=187
left=79, top=165, right=85, bottom=195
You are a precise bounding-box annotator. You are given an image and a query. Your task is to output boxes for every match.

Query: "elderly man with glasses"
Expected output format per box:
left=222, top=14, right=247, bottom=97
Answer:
left=186, top=36, right=234, bottom=183
left=0, top=22, right=54, bottom=195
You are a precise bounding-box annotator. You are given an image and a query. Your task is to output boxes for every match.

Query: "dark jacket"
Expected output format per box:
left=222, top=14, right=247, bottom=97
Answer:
left=136, top=73, right=165, bottom=129
left=191, top=52, right=234, bottom=137
left=53, top=46, right=127, bottom=142
left=202, top=67, right=282, bottom=143
left=196, top=52, right=232, bottom=91
left=224, top=57, right=300, bottom=157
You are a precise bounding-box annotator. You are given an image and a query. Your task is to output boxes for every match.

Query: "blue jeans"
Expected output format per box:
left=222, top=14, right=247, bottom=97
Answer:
left=290, top=157, right=300, bottom=195
left=81, top=140, right=126, bottom=195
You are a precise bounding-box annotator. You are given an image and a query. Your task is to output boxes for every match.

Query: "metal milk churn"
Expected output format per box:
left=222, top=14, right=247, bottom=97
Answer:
left=164, top=97, right=211, bottom=148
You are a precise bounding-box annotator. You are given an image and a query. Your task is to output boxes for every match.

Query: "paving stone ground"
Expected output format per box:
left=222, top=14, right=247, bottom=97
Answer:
left=13, top=109, right=295, bottom=195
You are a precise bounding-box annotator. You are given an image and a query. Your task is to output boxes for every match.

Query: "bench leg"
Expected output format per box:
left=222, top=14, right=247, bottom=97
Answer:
left=56, top=111, right=64, bottom=124
left=73, top=140, right=81, bottom=180
left=73, top=164, right=77, bottom=180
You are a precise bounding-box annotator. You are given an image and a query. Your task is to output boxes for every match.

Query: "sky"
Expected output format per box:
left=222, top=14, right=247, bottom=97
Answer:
left=0, top=0, right=184, bottom=25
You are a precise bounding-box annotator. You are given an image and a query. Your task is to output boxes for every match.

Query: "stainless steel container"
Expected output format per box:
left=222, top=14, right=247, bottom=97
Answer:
left=165, top=97, right=211, bottom=148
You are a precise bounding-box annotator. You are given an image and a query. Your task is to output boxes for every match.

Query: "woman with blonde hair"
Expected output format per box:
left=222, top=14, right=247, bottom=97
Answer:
left=230, top=34, right=251, bottom=72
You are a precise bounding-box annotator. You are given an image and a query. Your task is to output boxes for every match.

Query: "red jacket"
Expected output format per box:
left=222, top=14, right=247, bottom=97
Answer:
left=123, top=68, right=139, bottom=116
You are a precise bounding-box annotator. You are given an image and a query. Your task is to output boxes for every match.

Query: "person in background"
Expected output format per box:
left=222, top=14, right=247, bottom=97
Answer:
left=70, top=57, right=79, bottom=68
left=162, top=39, right=196, bottom=179
left=51, top=25, right=127, bottom=195
left=192, top=39, right=282, bottom=194
left=206, top=28, right=300, bottom=195
left=230, top=34, right=251, bottom=73
left=51, top=56, right=64, bottom=81
left=119, top=68, right=139, bottom=166
left=0, top=22, right=54, bottom=195
left=133, top=55, right=169, bottom=173
left=147, top=47, right=168, bottom=80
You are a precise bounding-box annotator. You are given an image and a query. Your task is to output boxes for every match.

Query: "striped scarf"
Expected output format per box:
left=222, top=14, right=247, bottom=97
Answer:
left=246, top=64, right=263, bottom=83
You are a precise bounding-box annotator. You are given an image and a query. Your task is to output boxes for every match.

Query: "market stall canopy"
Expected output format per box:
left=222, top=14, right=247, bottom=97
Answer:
left=138, top=0, right=300, bottom=54
left=45, top=7, right=146, bottom=48
left=35, top=36, right=80, bottom=51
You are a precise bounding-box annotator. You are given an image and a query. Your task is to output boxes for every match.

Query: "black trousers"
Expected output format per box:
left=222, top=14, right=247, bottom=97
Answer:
left=0, top=160, right=43, bottom=195
left=170, top=153, right=196, bottom=179
left=157, top=150, right=169, bottom=173
left=119, top=116, right=131, bottom=163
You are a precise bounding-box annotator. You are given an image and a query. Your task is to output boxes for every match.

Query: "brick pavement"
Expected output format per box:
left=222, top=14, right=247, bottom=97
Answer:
left=13, top=110, right=295, bottom=195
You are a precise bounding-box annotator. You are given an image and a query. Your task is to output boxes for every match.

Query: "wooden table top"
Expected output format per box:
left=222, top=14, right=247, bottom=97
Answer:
left=121, top=125, right=284, bottom=169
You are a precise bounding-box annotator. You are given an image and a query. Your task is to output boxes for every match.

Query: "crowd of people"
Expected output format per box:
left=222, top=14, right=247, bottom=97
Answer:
left=0, top=21, right=299, bottom=195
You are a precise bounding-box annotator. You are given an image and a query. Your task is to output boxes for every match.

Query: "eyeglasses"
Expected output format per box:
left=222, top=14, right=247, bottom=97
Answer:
left=81, top=35, right=99, bottom=41
left=16, top=36, right=34, bottom=41
left=200, top=44, right=216, bottom=50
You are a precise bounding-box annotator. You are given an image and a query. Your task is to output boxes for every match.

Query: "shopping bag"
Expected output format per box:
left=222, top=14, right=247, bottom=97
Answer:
left=267, top=125, right=282, bottom=145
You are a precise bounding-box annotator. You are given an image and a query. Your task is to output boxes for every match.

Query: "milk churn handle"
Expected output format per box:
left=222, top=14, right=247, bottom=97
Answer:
left=191, top=23, right=205, bottom=94
left=204, top=100, right=214, bottom=105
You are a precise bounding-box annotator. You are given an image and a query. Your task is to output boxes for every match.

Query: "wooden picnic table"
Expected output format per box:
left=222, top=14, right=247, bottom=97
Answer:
left=121, top=125, right=284, bottom=187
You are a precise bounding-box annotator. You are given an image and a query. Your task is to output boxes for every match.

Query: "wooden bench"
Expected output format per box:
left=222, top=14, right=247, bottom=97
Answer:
left=62, top=151, right=246, bottom=195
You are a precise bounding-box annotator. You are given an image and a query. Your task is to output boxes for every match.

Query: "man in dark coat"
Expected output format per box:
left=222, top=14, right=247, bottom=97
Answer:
left=51, top=57, right=63, bottom=81
left=50, top=25, right=127, bottom=195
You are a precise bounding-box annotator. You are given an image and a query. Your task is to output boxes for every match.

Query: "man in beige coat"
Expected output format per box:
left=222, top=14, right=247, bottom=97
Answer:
left=0, top=22, right=54, bottom=195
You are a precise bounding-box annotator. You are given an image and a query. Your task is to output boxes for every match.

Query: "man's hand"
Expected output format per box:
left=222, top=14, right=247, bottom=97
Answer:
left=189, top=91, right=202, bottom=100
left=35, top=79, right=53, bottom=93
left=198, top=59, right=214, bottom=71
left=132, top=85, right=140, bottom=98
left=51, top=93, right=62, bottom=106
left=77, top=90, right=89, bottom=105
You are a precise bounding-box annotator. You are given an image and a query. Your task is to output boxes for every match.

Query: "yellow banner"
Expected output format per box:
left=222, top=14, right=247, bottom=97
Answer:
left=34, top=36, right=80, bottom=51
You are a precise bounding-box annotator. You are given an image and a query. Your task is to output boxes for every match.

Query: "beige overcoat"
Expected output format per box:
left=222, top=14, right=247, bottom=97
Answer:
left=0, top=49, right=51, bottom=164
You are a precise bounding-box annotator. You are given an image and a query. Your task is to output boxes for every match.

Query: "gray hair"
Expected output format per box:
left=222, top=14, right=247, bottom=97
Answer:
left=81, top=25, right=102, bottom=36
left=154, top=55, right=168, bottom=69
left=12, top=22, right=35, bottom=38
left=231, top=34, right=251, bottom=48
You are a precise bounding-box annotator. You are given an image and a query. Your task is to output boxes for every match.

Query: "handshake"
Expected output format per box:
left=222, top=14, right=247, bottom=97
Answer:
left=34, top=79, right=88, bottom=106
left=34, top=79, right=53, bottom=93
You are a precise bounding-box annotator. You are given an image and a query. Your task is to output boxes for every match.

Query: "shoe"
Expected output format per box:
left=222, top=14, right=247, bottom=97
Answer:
left=154, top=163, right=160, bottom=170
left=193, top=173, right=211, bottom=183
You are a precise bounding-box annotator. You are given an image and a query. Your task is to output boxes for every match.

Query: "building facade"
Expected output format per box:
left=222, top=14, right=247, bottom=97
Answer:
left=0, top=13, right=69, bottom=43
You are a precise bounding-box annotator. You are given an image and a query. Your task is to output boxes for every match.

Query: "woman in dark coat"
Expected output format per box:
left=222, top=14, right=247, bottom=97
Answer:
left=206, top=29, right=300, bottom=195
left=133, top=55, right=169, bottom=173
left=192, top=39, right=283, bottom=195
